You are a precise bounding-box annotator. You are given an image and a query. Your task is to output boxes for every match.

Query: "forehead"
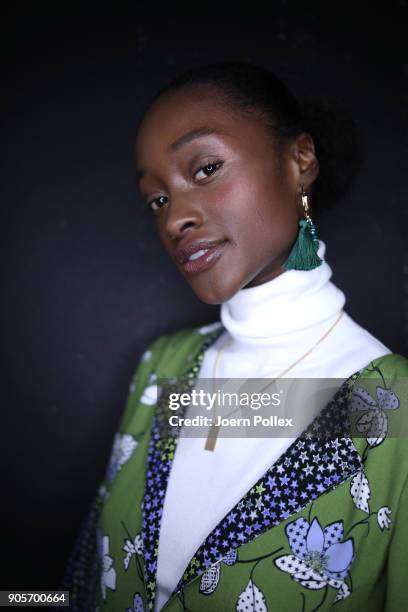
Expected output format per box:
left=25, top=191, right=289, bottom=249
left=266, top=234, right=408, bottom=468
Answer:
left=135, top=86, right=265, bottom=166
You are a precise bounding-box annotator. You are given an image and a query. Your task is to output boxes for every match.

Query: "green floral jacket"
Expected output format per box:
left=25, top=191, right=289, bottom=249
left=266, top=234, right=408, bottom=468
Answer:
left=62, top=323, right=408, bottom=612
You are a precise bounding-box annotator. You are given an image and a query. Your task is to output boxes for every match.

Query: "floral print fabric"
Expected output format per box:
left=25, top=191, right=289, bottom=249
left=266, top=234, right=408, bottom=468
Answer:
left=59, top=326, right=408, bottom=611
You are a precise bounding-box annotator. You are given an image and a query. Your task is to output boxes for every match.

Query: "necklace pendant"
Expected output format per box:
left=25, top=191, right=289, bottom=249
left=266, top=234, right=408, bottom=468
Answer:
left=204, top=424, right=221, bottom=451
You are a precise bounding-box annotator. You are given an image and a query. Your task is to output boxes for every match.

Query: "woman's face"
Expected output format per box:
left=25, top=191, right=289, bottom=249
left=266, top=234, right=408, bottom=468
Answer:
left=135, top=86, right=318, bottom=304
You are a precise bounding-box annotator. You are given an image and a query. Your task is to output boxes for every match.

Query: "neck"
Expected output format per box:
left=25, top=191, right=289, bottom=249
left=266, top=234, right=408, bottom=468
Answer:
left=219, top=240, right=345, bottom=348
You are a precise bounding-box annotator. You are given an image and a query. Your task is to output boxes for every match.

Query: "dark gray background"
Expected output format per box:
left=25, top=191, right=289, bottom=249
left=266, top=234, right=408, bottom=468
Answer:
left=2, top=6, right=407, bottom=589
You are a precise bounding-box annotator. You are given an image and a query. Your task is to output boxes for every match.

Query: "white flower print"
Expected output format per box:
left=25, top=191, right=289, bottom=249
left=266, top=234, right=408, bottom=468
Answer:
left=199, top=563, right=220, bottom=594
left=222, top=549, right=238, bottom=566
left=105, top=433, right=138, bottom=483
left=140, top=381, right=161, bottom=405
left=377, top=506, right=392, bottom=530
left=334, top=581, right=351, bottom=602
left=350, top=385, right=399, bottom=447
left=123, top=533, right=143, bottom=570
left=236, top=579, right=268, bottom=612
left=196, top=321, right=223, bottom=335
left=96, top=528, right=116, bottom=601
left=197, top=550, right=238, bottom=597
left=350, top=469, right=371, bottom=513
left=142, top=349, right=152, bottom=362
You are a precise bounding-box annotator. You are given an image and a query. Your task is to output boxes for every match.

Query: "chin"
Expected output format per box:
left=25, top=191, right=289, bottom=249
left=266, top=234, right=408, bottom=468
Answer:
left=188, top=276, right=244, bottom=306
left=195, top=292, right=226, bottom=306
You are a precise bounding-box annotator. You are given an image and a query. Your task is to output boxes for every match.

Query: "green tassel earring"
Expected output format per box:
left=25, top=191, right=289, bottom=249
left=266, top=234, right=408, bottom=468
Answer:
left=283, top=190, right=323, bottom=271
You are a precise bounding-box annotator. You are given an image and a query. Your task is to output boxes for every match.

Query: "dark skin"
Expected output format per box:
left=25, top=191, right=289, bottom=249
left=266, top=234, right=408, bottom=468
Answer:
left=135, top=85, right=319, bottom=305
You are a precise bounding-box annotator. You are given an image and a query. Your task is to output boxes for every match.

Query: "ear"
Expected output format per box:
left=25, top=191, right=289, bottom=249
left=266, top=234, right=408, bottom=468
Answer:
left=290, top=132, right=319, bottom=192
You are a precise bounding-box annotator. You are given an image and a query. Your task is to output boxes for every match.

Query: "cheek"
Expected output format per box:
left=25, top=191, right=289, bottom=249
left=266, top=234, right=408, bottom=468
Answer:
left=216, top=170, right=295, bottom=248
left=209, top=173, right=270, bottom=231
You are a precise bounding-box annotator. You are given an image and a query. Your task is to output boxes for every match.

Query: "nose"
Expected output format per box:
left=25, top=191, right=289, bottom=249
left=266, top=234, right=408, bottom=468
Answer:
left=165, top=196, right=205, bottom=240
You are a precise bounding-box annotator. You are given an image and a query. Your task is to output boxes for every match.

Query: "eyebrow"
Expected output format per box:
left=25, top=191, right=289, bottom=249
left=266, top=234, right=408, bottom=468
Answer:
left=169, top=126, right=219, bottom=151
left=136, top=126, right=219, bottom=186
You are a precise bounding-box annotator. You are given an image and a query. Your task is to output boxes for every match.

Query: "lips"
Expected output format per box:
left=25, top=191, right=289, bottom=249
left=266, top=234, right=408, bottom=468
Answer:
left=175, top=239, right=228, bottom=275
left=175, top=239, right=227, bottom=264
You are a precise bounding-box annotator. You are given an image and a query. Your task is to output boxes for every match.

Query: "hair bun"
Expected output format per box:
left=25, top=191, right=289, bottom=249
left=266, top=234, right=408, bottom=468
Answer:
left=299, top=97, right=362, bottom=213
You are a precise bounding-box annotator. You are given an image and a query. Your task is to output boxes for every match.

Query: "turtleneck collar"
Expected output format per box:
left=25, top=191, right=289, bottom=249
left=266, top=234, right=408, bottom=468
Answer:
left=220, top=240, right=346, bottom=347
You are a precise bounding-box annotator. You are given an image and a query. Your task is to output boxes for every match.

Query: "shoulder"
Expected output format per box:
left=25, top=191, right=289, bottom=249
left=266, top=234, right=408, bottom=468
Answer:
left=117, top=323, right=219, bottom=432
left=145, top=320, right=223, bottom=355
left=139, top=321, right=224, bottom=377
left=350, top=352, right=408, bottom=463
left=358, top=352, right=408, bottom=380
left=351, top=352, right=408, bottom=416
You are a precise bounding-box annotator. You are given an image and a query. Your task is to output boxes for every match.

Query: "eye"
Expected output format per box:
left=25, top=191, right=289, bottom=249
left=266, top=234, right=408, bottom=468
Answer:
left=145, top=195, right=168, bottom=212
left=145, top=159, right=223, bottom=213
left=194, top=159, right=223, bottom=181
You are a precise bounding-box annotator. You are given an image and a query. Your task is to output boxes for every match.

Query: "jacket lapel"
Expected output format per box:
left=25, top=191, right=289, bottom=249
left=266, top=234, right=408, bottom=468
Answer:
left=141, top=326, right=364, bottom=610
left=141, top=327, right=224, bottom=609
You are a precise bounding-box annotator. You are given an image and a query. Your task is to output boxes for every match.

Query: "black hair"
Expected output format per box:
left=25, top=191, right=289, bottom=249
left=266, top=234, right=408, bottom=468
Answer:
left=141, top=60, right=361, bottom=215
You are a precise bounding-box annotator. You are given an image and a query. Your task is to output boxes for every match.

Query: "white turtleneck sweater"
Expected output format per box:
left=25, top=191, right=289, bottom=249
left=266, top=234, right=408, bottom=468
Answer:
left=154, top=240, right=391, bottom=611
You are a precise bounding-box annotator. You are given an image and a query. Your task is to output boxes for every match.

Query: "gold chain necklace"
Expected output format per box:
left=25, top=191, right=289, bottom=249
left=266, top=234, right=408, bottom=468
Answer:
left=204, top=309, right=345, bottom=451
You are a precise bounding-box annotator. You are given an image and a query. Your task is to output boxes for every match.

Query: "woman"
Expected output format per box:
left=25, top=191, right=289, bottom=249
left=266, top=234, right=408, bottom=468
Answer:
left=62, top=61, right=408, bottom=611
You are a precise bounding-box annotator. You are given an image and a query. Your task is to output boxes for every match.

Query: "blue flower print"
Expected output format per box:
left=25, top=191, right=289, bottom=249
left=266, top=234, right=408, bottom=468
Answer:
left=125, top=592, right=144, bottom=612
left=274, top=517, right=354, bottom=601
